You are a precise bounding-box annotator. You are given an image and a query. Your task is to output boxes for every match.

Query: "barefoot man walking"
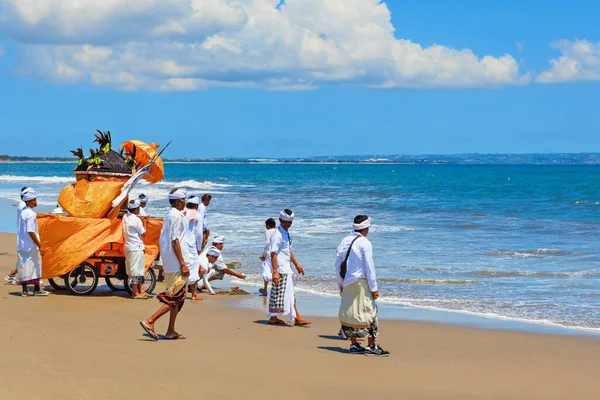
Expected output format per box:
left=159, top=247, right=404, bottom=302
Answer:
left=267, top=209, right=310, bottom=326
left=140, top=188, right=191, bottom=341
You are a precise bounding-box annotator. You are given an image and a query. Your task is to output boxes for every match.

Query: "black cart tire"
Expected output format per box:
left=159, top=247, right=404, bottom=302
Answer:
left=125, top=268, right=157, bottom=295
left=105, top=276, right=126, bottom=291
left=65, top=262, right=98, bottom=296
left=48, top=277, right=66, bottom=291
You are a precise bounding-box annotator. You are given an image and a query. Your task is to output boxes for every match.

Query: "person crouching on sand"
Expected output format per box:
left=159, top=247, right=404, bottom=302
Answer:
left=123, top=198, right=149, bottom=299
left=266, top=209, right=310, bottom=326
left=139, top=188, right=191, bottom=341
left=259, top=217, right=276, bottom=296
left=197, top=236, right=246, bottom=295
left=16, top=189, right=48, bottom=297
left=336, top=215, right=389, bottom=356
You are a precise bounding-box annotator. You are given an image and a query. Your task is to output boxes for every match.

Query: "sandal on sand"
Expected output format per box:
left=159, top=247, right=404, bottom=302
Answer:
left=133, top=295, right=148, bottom=300
left=294, top=319, right=311, bottom=327
left=267, top=319, right=288, bottom=326
left=164, top=334, right=186, bottom=340
left=139, top=321, right=159, bottom=341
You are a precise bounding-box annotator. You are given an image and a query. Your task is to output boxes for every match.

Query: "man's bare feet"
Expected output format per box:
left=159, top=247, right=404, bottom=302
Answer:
left=294, top=318, right=311, bottom=326
left=191, top=294, right=202, bottom=301
left=164, top=332, right=186, bottom=340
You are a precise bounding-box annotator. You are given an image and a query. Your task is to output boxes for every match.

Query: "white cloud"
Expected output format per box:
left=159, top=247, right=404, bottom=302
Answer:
left=537, top=39, right=600, bottom=83
left=0, top=0, right=529, bottom=91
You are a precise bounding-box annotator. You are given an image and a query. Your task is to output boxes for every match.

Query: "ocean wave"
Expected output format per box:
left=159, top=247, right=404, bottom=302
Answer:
left=464, top=269, right=600, bottom=278
left=485, top=248, right=569, bottom=258
left=379, top=278, right=479, bottom=285
left=0, top=174, right=73, bottom=184
left=160, top=179, right=233, bottom=189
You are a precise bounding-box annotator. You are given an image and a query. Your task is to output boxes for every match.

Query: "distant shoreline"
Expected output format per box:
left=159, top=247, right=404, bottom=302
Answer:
left=2, top=152, right=600, bottom=165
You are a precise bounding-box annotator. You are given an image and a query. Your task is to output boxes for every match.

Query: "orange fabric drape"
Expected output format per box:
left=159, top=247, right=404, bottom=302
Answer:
left=38, top=214, right=162, bottom=279
left=121, top=140, right=164, bottom=183
left=58, top=179, right=125, bottom=218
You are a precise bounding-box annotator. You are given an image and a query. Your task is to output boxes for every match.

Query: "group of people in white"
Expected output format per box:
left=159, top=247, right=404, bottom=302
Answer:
left=7, top=185, right=389, bottom=356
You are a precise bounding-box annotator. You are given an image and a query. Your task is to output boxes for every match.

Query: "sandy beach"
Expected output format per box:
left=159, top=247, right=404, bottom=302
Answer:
left=1, top=232, right=599, bottom=400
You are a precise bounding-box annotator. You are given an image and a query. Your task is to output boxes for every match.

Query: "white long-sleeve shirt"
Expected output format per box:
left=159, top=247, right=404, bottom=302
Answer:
left=262, top=228, right=276, bottom=258
left=335, top=232, right=378, bottom=292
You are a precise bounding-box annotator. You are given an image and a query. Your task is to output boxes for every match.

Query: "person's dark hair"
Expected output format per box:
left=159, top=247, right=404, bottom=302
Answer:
left=283, top=209, right=293, bottom=216
left=202, top=194, right=212, bottom=201
left=186, top=202, right=198, bottom=209
left=20, top=187, right=28, bottom=191
left=265, top=218, right=276, bottom=228
left=138, top=193, right=147, bottom=199
left=354, top=215, right=369, bottom=231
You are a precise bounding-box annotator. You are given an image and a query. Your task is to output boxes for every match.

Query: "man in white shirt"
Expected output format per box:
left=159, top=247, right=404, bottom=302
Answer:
left=267, top=209, right=310, bottom=326
left=197, top=236, right=246, bottom=295
left=16, top=189, right=49, bottom=297
left=5, top=187, right=34, bottom=285
left=335, top=215, right=389, bottom=357
left=140, top=188, right=191, bottom=341
left=197, top=247, right=221, bottom=295
left=138, top=193, right=149, bottom=216
left=259, top=218, right=277, bottom=296
left=122, top=198, right=147, bottom=299
left=183, top=195, right=202, bottom=300
left=197, top=194, right=211, bottom=251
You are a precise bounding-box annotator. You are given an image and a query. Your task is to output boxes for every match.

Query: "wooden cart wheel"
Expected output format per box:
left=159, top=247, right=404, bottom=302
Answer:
left=105, top=276, right=126, bottom=291
left=48, top=277, right=66, bottom=291
left=65, top=262, right=98, bottom=296
left=124, top=267, right=157, bottom=296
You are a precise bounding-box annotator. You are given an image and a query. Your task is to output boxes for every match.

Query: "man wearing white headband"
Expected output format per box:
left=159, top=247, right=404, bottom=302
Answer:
left=138, top=193, right=149, bottom=216
left=183, top=195, right=202, bottom=300
left=140, top=188, right=192, bottom=341
left=16, top=189, right=49, bottom=296
left=267, top=209, right=310, bottom=326
left=335, top=215, right=389, bottom=356
left=4, top=187, right=35, bottom=285
left=122, top=198, right=148, bottom=299
left=198, top=236, right=246, bottom=295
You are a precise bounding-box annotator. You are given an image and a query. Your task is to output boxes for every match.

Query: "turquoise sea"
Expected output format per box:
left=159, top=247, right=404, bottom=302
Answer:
left=1, top=162, right=599, bottom=332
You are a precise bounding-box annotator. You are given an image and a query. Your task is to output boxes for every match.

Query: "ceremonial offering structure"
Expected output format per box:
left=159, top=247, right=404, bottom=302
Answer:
left=38, top=131, right=166, bottom=296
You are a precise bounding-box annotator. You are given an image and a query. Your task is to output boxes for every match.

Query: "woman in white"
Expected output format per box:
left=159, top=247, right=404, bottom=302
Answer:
left=259, top=218, right=277, bottom=296
left=122, top=198, right=148, bottom=299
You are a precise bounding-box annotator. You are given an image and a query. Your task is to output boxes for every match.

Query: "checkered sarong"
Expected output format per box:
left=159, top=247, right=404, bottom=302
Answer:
left=268, top=274, right=288, bottom=313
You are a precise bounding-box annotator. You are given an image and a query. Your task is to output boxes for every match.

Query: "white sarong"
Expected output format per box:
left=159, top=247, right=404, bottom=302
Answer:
left=267, top=273, right=296, bottom=322
left=125, top=248, right=145, bottom=277
left=16, top=250, right=42, bottom=282
left=261, top=258, right=272, bottom=282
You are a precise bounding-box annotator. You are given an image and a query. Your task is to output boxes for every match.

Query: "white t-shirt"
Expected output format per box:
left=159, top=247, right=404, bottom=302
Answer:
left=184, top=208, right=203, bottom=251
left=17, top=207, right=39, bottom=252
left=269, top=225, right=293, bottom=275
left=159, top=208, right=188, bottom=273
left=122, top=212, right=146, bottom=251
left=262, top=228, right=276, bottom=258
left=138, top=207, right=147, bottom=217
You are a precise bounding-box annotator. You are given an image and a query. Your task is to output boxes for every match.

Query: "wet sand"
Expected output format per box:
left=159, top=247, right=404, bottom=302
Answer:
left=1, top=232, right=599, bottom=400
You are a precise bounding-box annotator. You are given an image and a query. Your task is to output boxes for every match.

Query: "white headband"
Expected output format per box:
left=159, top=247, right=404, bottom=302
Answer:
left=279, top=210, right=294, bottom=222
left=187, top=196, right=200, bottom=205
left=353, top=217, right=371, bottom=231
left=138, top=194, right=148, bottom=203
left=212, top=236, right=225, bottom=244
left=20, top=187, right=34, bottom=197
left=207, top=248, right=221, bottom=257
left=128, top=198, right=141, bottom=210
left=168, top=188, right=187, bottom=200
left=22, top=191, right=37, bottom=202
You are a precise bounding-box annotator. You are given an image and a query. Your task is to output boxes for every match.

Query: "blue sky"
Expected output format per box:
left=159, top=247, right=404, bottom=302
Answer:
left=0, top=0, right=598, bottom=158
